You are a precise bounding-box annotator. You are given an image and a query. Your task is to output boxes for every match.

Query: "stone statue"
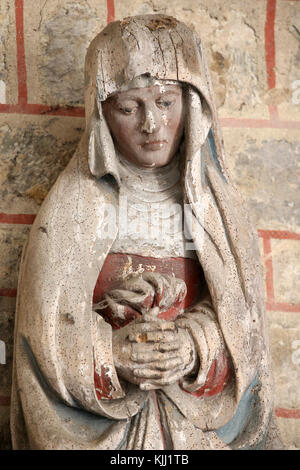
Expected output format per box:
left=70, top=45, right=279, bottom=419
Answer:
left=11, top=14, right=283, bottom=450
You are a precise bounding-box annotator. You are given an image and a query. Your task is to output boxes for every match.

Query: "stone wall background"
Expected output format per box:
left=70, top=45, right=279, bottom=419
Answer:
left=0, top=0, right=299, bottom=450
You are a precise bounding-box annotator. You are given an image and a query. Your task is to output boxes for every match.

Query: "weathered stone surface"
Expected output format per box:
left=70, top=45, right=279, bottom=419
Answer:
left=0, top=0, right=18, bottom=105
left=0, top=406, right=11, bottom=450
left=275, top=1, right=300, bottom=121
left=268, top=311, right=300, bottom=410
left=276, top=417, right=300, bottom=450
left=39, top=3, right=98, bottom=105
left=258, top=236, right=267, bottom=298
left=222, top=128, right=300, bottom=232
left=272, top=239, right=300, bottom=305
left=0, top=298, right=15, bottom=395
left=234, top=139, right=300, bottom=229
left=0, top=225, right=30, bottom=290
left=115, top=0, right=268, bottom=118
left=0, top=1, right=9, bottom=85
left=0, top=115, right=83, bottom=212
left=24, top=0, right=107, bottom=105
left=0, top=288, right=16, bottom=452
left=0, top=290, right=13, bottom=451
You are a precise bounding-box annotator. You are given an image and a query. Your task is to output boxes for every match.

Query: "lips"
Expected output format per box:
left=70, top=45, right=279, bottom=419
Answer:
left=141, top=140, right=168, bottom=150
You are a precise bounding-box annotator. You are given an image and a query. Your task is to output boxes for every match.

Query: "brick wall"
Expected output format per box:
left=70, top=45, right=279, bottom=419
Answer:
left=0, top=0, right=299, bottom=449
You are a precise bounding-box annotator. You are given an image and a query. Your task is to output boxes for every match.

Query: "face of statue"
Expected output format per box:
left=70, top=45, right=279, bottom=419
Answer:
left=102, top=84, right=184, bottom=168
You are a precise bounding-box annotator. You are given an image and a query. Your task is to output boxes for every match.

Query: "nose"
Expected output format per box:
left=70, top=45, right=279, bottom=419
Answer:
left=141, top=107, right=161, bottom=134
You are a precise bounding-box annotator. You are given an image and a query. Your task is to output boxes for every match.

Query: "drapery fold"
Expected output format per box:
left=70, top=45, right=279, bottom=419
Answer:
left=11, top=14, right=276, bottom=450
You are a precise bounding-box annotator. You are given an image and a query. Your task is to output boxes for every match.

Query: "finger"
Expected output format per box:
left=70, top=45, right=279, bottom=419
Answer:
left=142, top=272, right=165, bottom=294
left=132, top=341, right=178, bottom=354
left=139, top=382, right=160, bottom=391
left=133, top=357, right=183, bottom=375
left=131, top=342, right=159, bottom=355
left=133, top=368, right=164, bottom=379
left=142, top=312, right=161, bottom=322
left=151, top=357, right=183, bottom=371
left=138, top=368, right=184, bottom=389
left=131, top=341, right=180, bottom=354
left=155, top=341, right=180, bottom=352
left=141, top=370, right=184, bottom=387
left=128, top=329, right=177, bottom=343
left=131, top=350, right=180, bottom=363
left=145, top=331, right=178, bottom=343
left=137, top=321, right=176, bottom=332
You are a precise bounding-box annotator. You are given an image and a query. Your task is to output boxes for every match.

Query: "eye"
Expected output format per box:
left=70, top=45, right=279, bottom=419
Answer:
left=116, top=100, right=139, bottom=115
left=119, top=106, right=138, bottom=115
left=156, top=99, right=174, bottom=109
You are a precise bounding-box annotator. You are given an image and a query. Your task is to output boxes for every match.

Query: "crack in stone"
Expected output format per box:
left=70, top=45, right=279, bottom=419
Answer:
left=37, top=0, right=48, bottom=31
left=290, top=24, right=300, bottom=42
left=128, top=31, right=140, bottom=50
left=156, top=33, right=167, bottom=78
left=169, top=33, right=179, bottom=81
left=243, top=20, right=258, bottom=40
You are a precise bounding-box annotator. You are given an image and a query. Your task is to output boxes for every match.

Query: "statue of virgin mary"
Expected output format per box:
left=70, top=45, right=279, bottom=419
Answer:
left=10, top=14, right=282, bottom=450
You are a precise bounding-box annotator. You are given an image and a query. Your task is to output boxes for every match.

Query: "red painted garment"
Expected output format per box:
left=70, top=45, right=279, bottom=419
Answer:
left=93, top=253, right=231, bottom=399
left=93, top=253, right=205, bottom=319
left=94, top=364, right=115, bottom=400
left=181, top=351, right=232, bottom=398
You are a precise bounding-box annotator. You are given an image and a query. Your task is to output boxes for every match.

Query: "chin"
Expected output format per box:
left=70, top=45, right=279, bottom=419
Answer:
left=135, top=152, right=174, bottom=169
left=140, top=160, right=169, bottom=169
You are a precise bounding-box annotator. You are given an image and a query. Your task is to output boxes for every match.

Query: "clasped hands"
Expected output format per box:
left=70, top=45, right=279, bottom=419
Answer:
left=112, top=309, right=197, bottom=391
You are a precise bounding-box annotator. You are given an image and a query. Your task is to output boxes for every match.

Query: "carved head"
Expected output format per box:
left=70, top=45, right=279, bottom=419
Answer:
left=85, top=14, right=220, bottom=181
left=102, top=79, right=184, bottom=168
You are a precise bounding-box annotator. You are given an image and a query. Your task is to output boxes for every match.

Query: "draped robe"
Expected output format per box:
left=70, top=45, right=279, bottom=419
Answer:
left=10, top=14, right=281, bottom=450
